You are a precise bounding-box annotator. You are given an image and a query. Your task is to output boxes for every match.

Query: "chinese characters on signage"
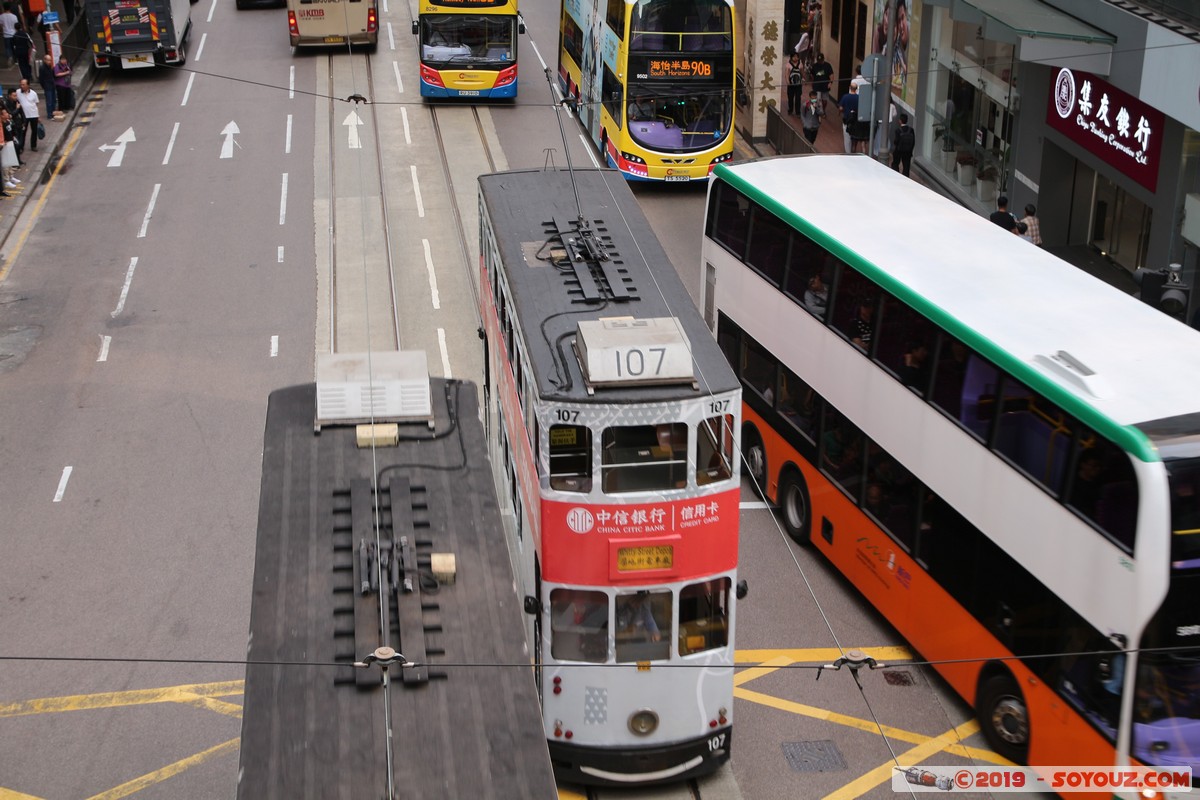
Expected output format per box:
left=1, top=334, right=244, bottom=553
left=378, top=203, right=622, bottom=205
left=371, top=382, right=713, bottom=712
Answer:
left=566, top=499, right=723, bottom=535
left=1046, top=67, right=1163, bottom=192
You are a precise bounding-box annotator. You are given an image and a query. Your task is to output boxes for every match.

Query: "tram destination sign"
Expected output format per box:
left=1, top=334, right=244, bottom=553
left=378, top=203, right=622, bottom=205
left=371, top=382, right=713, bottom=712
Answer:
left=629, top=55, right=727, bottom=81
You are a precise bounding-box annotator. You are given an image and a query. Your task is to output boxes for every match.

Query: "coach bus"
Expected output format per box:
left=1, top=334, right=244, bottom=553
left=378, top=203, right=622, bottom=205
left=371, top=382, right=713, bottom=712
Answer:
left=479, top=167, right=744, bottom=785
left=288, top=0, right=378, bottom=49
left=558, top=0, right=735, bottom=182
left=412, top=0, right=522, bottom=98
left=701, top=154, right=1200, bottom=795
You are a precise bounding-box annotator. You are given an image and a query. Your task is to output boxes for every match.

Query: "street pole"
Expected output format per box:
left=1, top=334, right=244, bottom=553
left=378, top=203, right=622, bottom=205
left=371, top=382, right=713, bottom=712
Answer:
left=873, top=0, right=898, bottom=163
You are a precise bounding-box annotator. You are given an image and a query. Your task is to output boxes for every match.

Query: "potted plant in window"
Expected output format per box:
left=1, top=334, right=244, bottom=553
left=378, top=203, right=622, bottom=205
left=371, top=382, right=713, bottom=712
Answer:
left=976, top=161, right=999, bottom=203
left=955, top=151, right=976, bottom=186
left=934, top=124, right=956, bottom=172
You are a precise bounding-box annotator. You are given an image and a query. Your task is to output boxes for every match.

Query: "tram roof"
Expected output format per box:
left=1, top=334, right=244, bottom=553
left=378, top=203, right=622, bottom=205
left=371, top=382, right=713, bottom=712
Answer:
left=714, top=155, right=1200, bottom=459
left=238, top=379, right=556, bottom=798
left=479, top=167, right=739, bottom=404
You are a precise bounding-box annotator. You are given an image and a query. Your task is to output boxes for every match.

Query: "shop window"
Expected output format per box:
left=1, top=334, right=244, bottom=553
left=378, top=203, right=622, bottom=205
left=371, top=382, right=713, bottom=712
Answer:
left=550, top=588, right=608, bottom=662
left=679, top=578, right=730, bottom=656
left=549, top=423, right=592, bottom=492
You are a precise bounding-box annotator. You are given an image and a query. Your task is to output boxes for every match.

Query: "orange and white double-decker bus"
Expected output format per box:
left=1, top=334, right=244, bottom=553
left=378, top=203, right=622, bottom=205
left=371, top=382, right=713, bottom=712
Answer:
left=479, top=167, right=744, bottom=785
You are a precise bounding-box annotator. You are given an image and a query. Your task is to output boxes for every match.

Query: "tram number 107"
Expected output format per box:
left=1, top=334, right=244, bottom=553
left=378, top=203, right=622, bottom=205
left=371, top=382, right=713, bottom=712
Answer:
left=613, top=347, right=667, bottom=378
left=707, top=733, right=727, bottom=752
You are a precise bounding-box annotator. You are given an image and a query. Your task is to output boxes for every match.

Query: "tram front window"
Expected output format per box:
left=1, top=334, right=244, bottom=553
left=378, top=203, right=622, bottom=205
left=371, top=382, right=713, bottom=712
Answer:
left=550, top=588, right=608, bottom=663
left=615, top=590, right=671, bottom=662
left=625, top=88, right=732, bottom=154
left=679, top=577, right=730, bottom=655
left=601, top=423, right=687, bottom=493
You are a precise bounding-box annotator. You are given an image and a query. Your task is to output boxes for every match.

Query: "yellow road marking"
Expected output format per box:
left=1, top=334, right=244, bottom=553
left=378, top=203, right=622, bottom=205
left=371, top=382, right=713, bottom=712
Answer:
left=0, top=77, right=107, bottom=284
left=0, top=681, right=244, bottom=718
left=556, top=789, right=587, bottom=800
left=0, top=789, right=45, bottom=799
left=84, top=737, right=239, bottom=800
left=822, top=719, right=981, bottom=799
left=734, top=654, right=795, bottom=686
left=736, top=647, right=913, bottom=664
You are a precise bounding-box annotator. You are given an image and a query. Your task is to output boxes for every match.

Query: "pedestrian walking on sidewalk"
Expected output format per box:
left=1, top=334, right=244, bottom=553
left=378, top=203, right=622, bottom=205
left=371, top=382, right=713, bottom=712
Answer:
left=38, top=53, right=56, bottom=119
left=785, top=52, right=804, bottom=114
left=54, top=54, right=73, bottom=114
left=16, top=78, right=40, bottom=152
left=810, top=53, right=833, bottom=110
left=11, top=21, right=34, bottom=82
left=891, top=113, right=915, bottom=177
left=0, top=3, right=17, bottom=67
left=5, top=86, right=26, bottom=157
left=800, top=89, right=823, bottom=145
left=0, top=107, right=17, bottom=196
left=838, top=82, right=867, bottom=154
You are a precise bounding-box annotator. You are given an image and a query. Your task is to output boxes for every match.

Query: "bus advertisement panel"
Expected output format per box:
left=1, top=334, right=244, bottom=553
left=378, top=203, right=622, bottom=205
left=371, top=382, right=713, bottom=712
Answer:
left=413, top=0, right=521, bottom=98
left=558, top=0, right=735, bottom=182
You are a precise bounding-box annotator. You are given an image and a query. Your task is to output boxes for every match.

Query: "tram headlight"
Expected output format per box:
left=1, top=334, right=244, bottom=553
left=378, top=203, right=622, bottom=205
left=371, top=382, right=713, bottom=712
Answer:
left=628, top=709, right=659, bottom=736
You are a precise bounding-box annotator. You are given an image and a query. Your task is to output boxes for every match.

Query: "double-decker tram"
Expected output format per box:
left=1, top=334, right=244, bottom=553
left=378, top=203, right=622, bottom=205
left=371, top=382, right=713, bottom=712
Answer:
left=412, top=0, right=523, bottom=98
left=558, top=0, right=735, bottom=182
left=703, top=154, right=1200, bottom=796
left=478, top=167, right=745, bottom=785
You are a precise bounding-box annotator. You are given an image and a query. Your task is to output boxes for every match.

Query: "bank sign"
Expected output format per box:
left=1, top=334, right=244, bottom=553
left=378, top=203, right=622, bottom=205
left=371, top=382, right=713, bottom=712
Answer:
left=1046, top=67, right=1163, bottom=192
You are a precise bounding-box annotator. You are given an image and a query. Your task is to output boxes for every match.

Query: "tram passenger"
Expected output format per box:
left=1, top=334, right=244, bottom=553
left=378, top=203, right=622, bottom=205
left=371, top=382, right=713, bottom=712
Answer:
left=616, top=591, right=661, bottom=643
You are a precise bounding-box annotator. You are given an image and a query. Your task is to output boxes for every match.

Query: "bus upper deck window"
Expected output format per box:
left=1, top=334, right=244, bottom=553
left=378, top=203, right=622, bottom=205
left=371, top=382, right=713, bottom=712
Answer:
left=549, top=423, right=592, bottom=492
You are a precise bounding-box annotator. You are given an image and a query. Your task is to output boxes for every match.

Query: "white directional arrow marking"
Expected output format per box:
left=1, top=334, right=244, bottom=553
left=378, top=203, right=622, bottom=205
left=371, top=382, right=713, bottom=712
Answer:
left=343, top=110, right=364, bottom=150
left=220, top=121, right=240, bottom=159
left=98, top=127, right=136, bottom=168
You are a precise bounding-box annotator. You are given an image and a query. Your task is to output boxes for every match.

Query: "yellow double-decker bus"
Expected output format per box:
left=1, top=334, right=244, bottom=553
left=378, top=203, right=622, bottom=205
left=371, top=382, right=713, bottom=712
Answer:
left=558, top=0, right=734, bottom=182
left=412, top=0, right=523, bottom=98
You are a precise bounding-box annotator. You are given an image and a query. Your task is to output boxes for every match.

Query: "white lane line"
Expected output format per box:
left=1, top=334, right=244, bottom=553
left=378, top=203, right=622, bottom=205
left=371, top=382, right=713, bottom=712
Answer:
left=401, top=107, right=411, bottom=144
left=206, top=0, right=217, bottom=22
left=529, top=33, right=549, bottom=71
left=277, top=246, right=285, bottom=262
left=289, top=65, right=295, bottom=99
left=137, top=184, right=161, bottom=238
left=180, top=72, right=195, bottom=106
left=162, top=121, right=179, bottom=165
left=410, top=166, right=424, bottom=217
left=111, top=256, right=139, bottom=317
left=739, top=500, right=772, bottom=510
left=423, top=239, right=440, bottom=309
left=579, top=134, right=600, bottom=168
left=285, top=114, right=292, bottom=154
left=392, top=61, right=403, bottom=94
left=279, top=173, right=288, bottom=225
left=195, top=32, right=207, bottom=61
left=53, top=466, right=73, bottom=503
left=270, top=335, right=279, bottom=357
left=437, top=328, right=452, bottom=378
left=382, top=0, right=388, bottom=12
left=97, top=335, right=111, bottom=362
left=387, top=21, right=394, bottom=50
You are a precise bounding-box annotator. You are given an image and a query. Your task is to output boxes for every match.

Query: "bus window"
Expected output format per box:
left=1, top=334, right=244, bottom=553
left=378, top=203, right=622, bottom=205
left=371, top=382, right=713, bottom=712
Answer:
left=1068, top=434, right=1138, bottom=551
left=549, top=423, right=592, bottom=492
left=602, top=424, right=688, bottom=492
left=876, top=295, right=936, bottom=395
left=745, top=204, right=788, bottom=287
left=708, top=182, right=750, bottom=258
left=1167, top=458, right=1200, bottom=568
left=697, top=414, right=734, bottom=485
left=551, top=588, right=608, bottom=662
left=742, top=335, right=777, bottom=405
left=931, top=339, right=1000, bottom=441
left=831, top=267, right=880, bottom=353
left=615, top=590, right=671, bottom=662
left=820, top=406, right=864, bottom=498
left=679, top=577, right=730, bottom=655
left=864, top=444, right=918, bottom=550
left=779, top=367, right=817, bottom=442
left=991, top=377, right=1073, bottom=495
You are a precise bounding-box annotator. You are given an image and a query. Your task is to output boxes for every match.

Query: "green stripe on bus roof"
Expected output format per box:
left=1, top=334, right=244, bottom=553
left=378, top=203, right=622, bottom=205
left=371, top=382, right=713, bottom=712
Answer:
left=711, top=162, right=1158, bottom=464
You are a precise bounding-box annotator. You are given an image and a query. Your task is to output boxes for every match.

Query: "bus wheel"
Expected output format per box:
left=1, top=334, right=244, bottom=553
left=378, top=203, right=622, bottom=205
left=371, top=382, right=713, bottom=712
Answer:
left=977, top=673, right=1030, bottom=763
left=742, top=429, right=766, bottom=498
left=778, top=470, right=811, bottom=544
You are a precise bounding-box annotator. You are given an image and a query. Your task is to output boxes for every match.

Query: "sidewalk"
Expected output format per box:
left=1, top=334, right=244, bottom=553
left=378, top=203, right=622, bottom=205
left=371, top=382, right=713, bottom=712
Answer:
left=0, top=54, right=96, bottom=259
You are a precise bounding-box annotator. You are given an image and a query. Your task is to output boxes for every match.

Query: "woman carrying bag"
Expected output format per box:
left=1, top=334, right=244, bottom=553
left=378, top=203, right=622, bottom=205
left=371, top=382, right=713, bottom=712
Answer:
left=53, top=54, right=72, bottom=116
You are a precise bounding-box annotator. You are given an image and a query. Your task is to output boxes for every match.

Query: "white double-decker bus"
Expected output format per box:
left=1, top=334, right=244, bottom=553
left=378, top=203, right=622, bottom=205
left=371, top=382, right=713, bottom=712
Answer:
left=701, top=155, right=1200, bottom=795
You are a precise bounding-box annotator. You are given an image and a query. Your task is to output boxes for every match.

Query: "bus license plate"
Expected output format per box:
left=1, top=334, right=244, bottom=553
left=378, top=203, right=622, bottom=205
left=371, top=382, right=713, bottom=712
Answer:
left=664, top=175, right=691, bottom=182
left=617, top=545, right=673, bottom=571
left=458, top=90, right=480, bottom=96
left=323, top=35, right=345, bottom=43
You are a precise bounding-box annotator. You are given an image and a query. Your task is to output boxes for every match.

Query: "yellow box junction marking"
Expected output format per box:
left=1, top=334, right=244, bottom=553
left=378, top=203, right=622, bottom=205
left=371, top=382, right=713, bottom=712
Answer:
left=85, top=738, right=240, bottom=800
left=0, top=681, right=244, bottom=720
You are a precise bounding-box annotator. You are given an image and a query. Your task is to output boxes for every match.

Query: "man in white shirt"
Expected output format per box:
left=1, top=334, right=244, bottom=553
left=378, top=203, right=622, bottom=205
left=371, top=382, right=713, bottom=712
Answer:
left=15, top=79, right=39, bottom=152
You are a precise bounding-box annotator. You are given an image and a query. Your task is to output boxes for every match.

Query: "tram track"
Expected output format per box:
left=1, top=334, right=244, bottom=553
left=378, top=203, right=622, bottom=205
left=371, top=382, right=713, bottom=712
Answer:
left=322, top=50, right=402, bottom=355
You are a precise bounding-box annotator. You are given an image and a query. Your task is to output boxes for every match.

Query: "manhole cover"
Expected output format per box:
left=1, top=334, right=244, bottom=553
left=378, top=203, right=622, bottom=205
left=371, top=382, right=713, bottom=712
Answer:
left=781, top=740, right=847, bottom=773
left=883, top=669, right=914, bottom=686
